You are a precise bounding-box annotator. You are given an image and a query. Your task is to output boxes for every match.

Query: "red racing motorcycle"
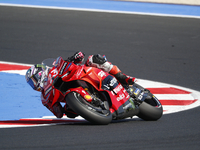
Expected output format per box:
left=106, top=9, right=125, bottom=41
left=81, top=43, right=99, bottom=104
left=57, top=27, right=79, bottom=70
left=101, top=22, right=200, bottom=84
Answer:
left=42, top=57, right=163, bottom=125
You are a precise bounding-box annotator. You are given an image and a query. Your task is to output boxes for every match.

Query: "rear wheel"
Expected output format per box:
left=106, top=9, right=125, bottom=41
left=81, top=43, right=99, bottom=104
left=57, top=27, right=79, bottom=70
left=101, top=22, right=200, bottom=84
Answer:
left=65, top=92, right=112, bottom=125
left=137, top=96, right=163, bottom=121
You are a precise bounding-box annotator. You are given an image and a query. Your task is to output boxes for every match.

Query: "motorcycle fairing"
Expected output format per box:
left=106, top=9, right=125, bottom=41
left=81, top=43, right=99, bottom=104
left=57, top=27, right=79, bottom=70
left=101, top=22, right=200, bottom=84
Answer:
left=100, top=75, right=138, bottom=117
left=79, top=67, right=135, bottom=115
left=112, top=98, right=138, bottom=119
left=79, top=67, right=105, bottom=90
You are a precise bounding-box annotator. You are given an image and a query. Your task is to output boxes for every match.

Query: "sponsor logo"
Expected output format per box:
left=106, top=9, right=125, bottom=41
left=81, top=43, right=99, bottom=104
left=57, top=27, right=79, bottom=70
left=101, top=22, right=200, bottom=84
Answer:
left=113, top=84, right=123, bottom=94
left=134, top=88, right=140, bottom=95
left=61, top=72, right=70, bottom=78
left=59, top=62, right=68, bottom=75
left=84, top=95, right=92, bottom=101
left=82, top=90, right=86, bottom=94
left=138, top=92, right=144, bottom=100
left=117, top=94, right=125, bottom=101
left=110, top=77, right=117, bottom=86
left=86, top=67, right=92, bottom=73
left=98, top=70, right=106, bottom=77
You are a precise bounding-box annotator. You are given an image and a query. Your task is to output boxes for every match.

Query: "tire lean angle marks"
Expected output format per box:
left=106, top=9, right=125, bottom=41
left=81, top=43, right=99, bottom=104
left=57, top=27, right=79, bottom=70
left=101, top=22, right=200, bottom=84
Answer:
left=1, top=61, right=200, bottom=128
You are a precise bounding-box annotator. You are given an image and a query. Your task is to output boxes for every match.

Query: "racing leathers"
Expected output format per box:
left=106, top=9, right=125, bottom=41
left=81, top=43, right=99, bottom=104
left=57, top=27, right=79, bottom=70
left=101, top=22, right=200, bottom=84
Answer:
left=85, top=54, right=136, bottom=86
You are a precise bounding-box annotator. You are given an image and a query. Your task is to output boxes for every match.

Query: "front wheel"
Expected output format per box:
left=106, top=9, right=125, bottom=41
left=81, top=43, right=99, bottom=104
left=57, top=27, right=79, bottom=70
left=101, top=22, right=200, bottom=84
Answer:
left=65, top=92, right=112, bottom=125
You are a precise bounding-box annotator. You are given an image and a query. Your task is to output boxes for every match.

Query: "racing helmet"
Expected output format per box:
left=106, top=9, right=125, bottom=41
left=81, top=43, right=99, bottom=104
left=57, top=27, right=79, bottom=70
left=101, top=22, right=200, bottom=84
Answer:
left=25, top=64, right=47, bottom=91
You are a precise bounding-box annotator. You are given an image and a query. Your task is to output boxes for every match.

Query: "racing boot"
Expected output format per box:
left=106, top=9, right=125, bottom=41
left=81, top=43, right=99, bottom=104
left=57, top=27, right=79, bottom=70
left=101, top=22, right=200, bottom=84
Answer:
left=110, top=68, right=137, bottom=97
left=111, top=67, right=137, bottom=98
left=109, top=65, right=136, bottom=86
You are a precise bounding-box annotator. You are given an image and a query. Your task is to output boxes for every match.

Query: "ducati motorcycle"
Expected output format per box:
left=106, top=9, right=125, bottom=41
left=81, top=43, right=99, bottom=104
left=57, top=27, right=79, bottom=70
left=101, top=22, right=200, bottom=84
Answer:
left=42, top=57, right=163, bottom=125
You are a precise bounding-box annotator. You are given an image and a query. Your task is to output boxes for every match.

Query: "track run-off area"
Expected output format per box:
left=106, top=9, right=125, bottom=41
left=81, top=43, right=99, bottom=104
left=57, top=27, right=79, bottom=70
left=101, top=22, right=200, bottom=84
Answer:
left=0, top=61, right=200, bottom=128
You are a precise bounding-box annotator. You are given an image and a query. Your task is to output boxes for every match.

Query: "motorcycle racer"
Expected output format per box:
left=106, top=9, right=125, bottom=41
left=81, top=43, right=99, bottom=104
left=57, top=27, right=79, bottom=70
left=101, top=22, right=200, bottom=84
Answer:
left=25, top=52, right=136, bottom=118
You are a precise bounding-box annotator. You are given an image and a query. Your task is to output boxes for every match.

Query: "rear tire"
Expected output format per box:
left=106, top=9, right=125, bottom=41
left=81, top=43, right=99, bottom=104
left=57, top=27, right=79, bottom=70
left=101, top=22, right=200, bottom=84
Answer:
left=65, top=92, right=112, bottom=125
left=137, top=98, right=163, bottom=121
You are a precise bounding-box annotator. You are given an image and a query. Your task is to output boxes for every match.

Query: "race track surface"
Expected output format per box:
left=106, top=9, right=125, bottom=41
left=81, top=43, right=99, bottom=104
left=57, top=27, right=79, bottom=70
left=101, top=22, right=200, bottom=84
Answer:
left=0, top=6, right=200, bottom=150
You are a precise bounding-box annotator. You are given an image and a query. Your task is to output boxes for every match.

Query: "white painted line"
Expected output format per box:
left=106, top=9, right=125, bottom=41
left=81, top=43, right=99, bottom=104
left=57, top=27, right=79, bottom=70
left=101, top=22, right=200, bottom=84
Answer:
left=0, top=61, right=33, bottom=66
left=1, top=70, right=29, bottom=75
left=155, top=94, right=194, bottom=100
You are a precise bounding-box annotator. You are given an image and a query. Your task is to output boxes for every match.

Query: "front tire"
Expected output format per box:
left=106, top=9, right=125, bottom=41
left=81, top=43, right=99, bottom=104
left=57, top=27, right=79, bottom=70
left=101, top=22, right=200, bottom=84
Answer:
left=65, top=92, right=112, bottom=125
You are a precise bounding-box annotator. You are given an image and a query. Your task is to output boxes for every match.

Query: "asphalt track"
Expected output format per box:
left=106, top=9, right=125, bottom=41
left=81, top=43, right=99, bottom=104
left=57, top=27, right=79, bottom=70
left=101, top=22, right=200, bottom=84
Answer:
left=0, top=6, right=200, bottom=150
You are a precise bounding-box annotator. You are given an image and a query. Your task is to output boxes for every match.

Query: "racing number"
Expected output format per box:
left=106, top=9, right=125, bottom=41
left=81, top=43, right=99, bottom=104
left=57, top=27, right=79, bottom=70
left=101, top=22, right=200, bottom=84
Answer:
left=48, top=68, right=58, bottom=84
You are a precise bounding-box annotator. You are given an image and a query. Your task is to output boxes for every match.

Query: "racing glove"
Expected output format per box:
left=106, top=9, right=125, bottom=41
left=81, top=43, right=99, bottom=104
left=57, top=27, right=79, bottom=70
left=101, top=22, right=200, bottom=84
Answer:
left=67, top=51, right=85, bottom=64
